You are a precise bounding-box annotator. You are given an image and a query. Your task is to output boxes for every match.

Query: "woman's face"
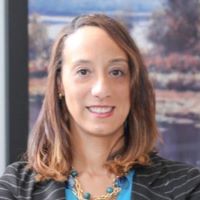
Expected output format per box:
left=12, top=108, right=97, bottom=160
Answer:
left=61, top=26, right=130, bottom=137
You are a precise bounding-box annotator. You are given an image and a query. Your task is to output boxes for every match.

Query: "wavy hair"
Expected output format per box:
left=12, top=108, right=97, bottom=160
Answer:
left=27, top=14, right=159, bottom=181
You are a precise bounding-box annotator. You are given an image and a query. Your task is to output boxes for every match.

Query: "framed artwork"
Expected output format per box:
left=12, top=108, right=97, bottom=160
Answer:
left=28, top=0, right=200, bottom=166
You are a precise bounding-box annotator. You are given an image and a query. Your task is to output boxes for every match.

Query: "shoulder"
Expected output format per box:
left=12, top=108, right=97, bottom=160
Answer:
left=150, top=154, right=200, bottom=176
left=151, top=154, right=200, bottom=183
left=134, top=154, right=200, bottom=199
left=0, top=162, right=66, bottom=199
left=0, top=161, right=35, bottom=182
left=0, top=161, right=36, bottom=199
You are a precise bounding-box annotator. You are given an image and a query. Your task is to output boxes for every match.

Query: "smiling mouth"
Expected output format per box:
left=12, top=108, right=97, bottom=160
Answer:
left=86, top=106, right=115, bottom=114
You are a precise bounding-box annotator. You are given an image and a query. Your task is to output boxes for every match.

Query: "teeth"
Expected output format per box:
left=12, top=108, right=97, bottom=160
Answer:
left=88, top=107, right=113, bottom=113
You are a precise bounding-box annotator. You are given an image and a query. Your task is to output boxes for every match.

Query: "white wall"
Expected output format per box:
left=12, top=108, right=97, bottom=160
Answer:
left=0, top=0, right=6, bottom=175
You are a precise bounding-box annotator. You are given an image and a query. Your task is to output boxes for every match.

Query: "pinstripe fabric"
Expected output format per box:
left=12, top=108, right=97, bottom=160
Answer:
left=0, top=154, right=200, bottom=200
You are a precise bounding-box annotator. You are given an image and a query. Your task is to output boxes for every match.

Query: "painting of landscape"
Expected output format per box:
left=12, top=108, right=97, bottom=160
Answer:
left=28, top=0, right=200, bottom=166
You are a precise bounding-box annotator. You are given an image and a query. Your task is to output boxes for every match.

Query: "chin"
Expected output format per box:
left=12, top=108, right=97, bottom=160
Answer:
left=87, top=126, right=122, bottom=137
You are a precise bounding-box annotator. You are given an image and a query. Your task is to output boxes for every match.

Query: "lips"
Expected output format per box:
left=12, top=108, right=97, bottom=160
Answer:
left=87, top=106, right=114, bottom=114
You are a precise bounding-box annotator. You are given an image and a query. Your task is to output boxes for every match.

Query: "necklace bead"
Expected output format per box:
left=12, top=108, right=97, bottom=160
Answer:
left=106, top=187, right=114, bottom=193
left=71, top=170, right=78, bottom=177
left=83, top=192, right=91, bottom=199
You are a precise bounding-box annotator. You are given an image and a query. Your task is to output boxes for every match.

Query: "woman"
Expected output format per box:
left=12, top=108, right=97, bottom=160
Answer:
left=0, top=14, right=200, bottom=200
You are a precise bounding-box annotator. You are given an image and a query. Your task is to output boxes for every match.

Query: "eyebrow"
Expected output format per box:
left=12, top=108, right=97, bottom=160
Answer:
left=72, top=59, right=93, bottom=66
left=108, top=58, right=128, bottom=64
left=73, top=58, right=128, bottom=66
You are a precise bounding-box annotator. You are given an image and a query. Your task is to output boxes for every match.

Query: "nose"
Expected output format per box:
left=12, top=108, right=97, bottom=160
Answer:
left=91, top=77, right=111, bottom=100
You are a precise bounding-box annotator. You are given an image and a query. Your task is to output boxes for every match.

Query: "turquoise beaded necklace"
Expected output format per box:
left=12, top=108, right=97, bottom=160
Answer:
left=67, top=169, right=124, bottom=200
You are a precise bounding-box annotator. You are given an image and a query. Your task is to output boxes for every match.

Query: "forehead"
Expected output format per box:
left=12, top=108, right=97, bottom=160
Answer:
left=65, top=26, right=112, bottom=45
left=64, top=26, right=123, bottom=48
left=63, top=26, right=127, bottom=60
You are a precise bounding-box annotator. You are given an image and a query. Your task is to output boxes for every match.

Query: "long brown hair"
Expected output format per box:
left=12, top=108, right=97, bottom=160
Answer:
left=27, top=14, right=159, bottom=181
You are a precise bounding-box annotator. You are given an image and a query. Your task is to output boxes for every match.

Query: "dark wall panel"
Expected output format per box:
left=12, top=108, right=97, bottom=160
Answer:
left=6, top=0, right=28, bottom=163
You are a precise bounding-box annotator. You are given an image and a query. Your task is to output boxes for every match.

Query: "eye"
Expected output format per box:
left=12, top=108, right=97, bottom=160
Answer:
left=110, top=69, right=124, bottom=77
left=77, top=68, right=91, bottom=76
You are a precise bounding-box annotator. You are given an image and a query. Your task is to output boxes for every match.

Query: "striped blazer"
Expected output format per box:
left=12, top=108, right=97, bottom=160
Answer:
left=0, top=154, right=200, bottom=200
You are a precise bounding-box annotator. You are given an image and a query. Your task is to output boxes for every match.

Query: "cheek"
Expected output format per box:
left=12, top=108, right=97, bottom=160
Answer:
left=63, top=84, right=87, bottom=110
left=116, top=84, right=130, bottom=102
left=64, top=88, right=79, bottom=105
left=116, top=86, right=131, bottom=114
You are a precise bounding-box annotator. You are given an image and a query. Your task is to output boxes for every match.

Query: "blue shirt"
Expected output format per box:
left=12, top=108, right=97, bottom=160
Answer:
left=65, top=170, right=135, bottom=200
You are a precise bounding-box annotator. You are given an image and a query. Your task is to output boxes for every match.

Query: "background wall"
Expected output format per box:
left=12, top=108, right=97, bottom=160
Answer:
left=0, top=0, right=6, bottom=174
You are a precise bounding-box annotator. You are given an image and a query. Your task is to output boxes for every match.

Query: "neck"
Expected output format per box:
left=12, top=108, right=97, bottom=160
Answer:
left=71, top=126, right=124, bottom=175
